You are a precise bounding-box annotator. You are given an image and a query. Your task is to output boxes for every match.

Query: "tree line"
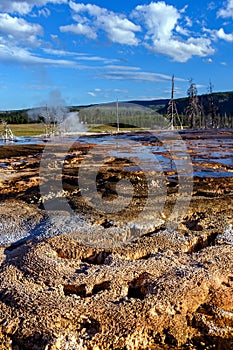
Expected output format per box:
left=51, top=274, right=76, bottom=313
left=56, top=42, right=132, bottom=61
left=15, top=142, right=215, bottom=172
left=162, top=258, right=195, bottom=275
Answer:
left=0, top=110, right=29, bottom=124
left=78, top=105, right=167, bottom=128
left=180, top=80, right=233, bottom=129
left=1, top=84, right=233, bottom=129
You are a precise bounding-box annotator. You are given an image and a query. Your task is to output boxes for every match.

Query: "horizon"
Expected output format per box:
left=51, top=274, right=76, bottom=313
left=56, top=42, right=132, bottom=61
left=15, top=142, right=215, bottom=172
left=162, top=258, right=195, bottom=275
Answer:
left=1, top=1, right=233, bottom=110
left=1, top=88, right=233, bottom=113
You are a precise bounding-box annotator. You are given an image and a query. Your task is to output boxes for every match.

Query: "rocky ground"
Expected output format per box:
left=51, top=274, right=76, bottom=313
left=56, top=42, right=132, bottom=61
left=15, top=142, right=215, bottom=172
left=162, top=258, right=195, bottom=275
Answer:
left=0, top=130, right=232, bottom=349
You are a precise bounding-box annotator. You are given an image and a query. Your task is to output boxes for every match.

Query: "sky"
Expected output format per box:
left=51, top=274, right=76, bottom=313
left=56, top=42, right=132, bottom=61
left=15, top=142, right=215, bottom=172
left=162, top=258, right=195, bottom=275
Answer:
left=1, top=0, right=233, bottom=110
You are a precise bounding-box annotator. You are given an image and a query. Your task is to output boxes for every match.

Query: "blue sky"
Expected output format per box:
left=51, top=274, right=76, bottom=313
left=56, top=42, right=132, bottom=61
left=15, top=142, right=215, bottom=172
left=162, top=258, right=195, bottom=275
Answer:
left=1, top=0, right=233, bottom=110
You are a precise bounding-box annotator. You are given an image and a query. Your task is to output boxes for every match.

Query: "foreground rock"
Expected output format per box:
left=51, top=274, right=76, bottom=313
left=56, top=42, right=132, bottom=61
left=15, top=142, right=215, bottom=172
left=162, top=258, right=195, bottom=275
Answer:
left=0, top=130, right=232, bottom=349
left=0, top=193, right=232, bottom=350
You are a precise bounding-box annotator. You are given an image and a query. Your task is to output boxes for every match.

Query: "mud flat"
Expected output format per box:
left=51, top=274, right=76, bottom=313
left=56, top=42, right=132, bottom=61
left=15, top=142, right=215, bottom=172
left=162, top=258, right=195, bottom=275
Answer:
left=0, top=129, right=232, bottom=349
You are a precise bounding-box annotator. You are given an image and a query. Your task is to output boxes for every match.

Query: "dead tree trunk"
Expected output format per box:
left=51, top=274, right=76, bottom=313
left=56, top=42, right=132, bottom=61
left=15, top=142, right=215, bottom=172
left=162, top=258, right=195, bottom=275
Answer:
left=185, top=79, right=202, bottom=129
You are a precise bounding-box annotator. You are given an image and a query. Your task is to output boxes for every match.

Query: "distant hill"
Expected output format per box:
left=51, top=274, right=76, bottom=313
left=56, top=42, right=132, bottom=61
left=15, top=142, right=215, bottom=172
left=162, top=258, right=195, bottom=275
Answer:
left=128, top=91, right=233, bottom=116
left=1, top=91, right=233, bottom=127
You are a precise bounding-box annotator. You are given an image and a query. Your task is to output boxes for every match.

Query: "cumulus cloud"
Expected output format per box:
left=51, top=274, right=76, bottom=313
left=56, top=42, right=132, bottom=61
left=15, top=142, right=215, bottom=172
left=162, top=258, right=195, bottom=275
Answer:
left=205, top=26, right=233, bottom=42
left=0, top=13, right=42, bottom=44
left=0, top=1, right=31, bottom=15
left=61, top=2, right=141, bottom=46
left=0, top=4, right=66, bottom=68
left=0, top=1, right=227, bottom=69
left=131, top=1, right=215, bottom=62
left=133, top=1, right=181, bottom=41
left=217, top=0, right=233, bottom=18
left=216, top=28, right=233, bottom=41
left=151, top=37, right=214, bottom=62
left=0, top=0, right=67, bottom=14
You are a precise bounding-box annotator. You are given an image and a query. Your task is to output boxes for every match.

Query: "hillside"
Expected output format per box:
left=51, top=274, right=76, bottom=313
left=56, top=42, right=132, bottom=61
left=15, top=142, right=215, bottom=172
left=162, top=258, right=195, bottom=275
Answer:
left=129, top=90, right=233, bottom=116
left=0, top=91, right=233, bottom=127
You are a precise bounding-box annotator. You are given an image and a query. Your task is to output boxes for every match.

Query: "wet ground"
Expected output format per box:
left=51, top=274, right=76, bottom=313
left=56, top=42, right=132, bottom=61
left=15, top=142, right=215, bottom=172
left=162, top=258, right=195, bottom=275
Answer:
left=0, top=128, right=232, bottom=248
left=1, top=128, right=232, bottom=176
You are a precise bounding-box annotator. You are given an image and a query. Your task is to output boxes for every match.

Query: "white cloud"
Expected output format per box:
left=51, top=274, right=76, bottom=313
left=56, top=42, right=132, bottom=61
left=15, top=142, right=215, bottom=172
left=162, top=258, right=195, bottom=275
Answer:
left=208, top=2, right=217, bottom=11
left=113, top=88, right=128, bottom=93
left=0, top=13, right=43, bottom=38
left=0, top=42, right=74, bottom=66
left=216, top=28, right=233, bottom=41
left=60, top=23, right=97, bottom=40
left=217, top=0, right=233, bottom=18
left=175, top=25, right=190, bottom=36
left=62, top=2, right=141, bottom=46
left=51, top=34, right=58, bottom=40
left=38, top=8, right=51, bottom=17
left=133, top=1, right=180, bottom=41
left=70, top=2, right=101, bottom=16
left=131, top=1, right=215, bottom=62
left=152, top=37, right=214, bottom=62
left=185, top=16, right=193, bottom=27
left=0, top=1, right=226, bottom=71
left=0, top=13, right=42, bottom=43
left=205, top=27, right=233, bottom=42
left=204, top=57, right=213, bottom=63
left=87, top=92, right=96, bottom=97
left=0, top=1, right=31, bottom=15
left=0, top=0, right=67, bottom=15
left=105, top=65, right=140, bottom=71
left=87, top=87, right=129, bottom=99
left=101, top=69, right=186, bottom=83
left=43, top=48, right=120, bottom=64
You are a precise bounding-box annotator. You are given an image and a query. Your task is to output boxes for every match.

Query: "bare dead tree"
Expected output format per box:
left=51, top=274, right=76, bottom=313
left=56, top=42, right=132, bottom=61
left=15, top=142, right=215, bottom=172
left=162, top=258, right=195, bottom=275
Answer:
left=185, top=79, right=202, bottom=129
left=207, top=80, right=217, bottom=128
left=39, top=104, right=66, bottom=137
left=0, top=120, right=15, bottom=141
left=166, top=74, right=183, bottom=129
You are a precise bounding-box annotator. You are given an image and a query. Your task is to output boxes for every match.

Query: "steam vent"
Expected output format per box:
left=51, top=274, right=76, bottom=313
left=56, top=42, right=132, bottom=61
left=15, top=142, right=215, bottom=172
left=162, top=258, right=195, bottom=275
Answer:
left=0, top=129, right=232, bottom=350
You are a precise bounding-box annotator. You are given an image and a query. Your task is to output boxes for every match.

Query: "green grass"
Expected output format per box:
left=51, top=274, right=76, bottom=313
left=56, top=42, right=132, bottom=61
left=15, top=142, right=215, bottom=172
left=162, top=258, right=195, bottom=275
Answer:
left=9, top=124, right=45, bottom=137
left=1, top=123, right=144, bottom=137
left=87, top=124, right=144, bottom=133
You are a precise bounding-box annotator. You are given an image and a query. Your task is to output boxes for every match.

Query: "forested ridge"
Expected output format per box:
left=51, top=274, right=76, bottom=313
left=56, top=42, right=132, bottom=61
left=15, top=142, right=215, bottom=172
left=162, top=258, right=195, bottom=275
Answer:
left=1, top=90, right=233, bottom=128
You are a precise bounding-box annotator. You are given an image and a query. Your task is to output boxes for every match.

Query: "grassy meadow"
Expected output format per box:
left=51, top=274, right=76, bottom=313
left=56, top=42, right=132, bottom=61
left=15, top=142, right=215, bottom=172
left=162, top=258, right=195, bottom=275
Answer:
left=1, top=123, right=144, bottom=137
left=8, top=124, right=45, bottom=137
